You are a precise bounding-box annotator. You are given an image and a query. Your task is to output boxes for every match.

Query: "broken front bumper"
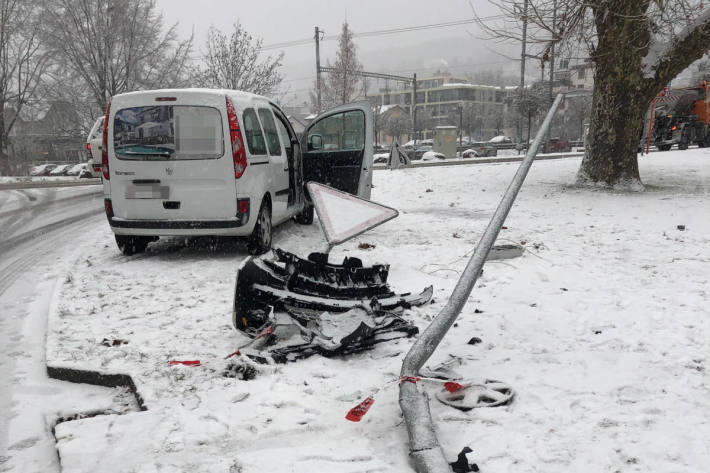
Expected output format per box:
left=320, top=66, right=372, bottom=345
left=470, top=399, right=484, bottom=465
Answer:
left=233, top=249, right=433, bottom=362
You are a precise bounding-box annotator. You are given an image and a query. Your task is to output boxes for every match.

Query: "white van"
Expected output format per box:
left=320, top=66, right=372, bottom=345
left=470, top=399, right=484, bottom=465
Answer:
left=102, top=88, right=373, bottom=255
left=86, top=116, right=104, bottom=178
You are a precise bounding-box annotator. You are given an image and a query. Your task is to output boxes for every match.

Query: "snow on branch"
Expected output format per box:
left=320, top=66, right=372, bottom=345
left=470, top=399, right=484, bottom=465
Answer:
left=643, top=7, right=710, bottom=85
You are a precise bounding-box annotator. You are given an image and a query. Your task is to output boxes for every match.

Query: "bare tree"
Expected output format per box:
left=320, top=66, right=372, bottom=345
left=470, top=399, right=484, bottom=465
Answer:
left=416, top=107, right=436, bottom=138
left=476, top=1, right=710, bottom=187
left=447, top=103, right=485, bottom=141
left=195, top=23, right=284, bottom=96
left=0, top=0, right=51, bottom=174
left=372, top=105, right=385, bottom=147
left=563, top=93, right=592, bottom=140
left=383, top=113, right=413, bottom=143
left=44, top=0, right=193, bottom=113
left=513, top=85, right=546, bottom=145
left=313, top=22, right=366, bottom=110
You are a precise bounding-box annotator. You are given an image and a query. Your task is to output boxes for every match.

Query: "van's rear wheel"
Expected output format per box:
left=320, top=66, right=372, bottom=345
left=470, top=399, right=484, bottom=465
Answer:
left=294, top=205, right=314, bottom=225
left=248, top=200, right=272, bottom=255
left=115, top=235, right=155, bottom=256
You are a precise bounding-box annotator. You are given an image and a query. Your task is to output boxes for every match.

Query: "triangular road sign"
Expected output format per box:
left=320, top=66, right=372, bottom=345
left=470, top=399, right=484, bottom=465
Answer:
left=307, top=182, right=399, bottom=246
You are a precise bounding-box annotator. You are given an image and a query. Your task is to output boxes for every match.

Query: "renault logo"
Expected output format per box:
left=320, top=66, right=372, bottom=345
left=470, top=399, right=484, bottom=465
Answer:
left=165, top=167, right=174, bottom=175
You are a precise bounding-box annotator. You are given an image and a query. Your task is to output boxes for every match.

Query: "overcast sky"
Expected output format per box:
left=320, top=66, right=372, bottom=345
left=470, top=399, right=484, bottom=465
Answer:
left=156, top=0, right=524, bottom=106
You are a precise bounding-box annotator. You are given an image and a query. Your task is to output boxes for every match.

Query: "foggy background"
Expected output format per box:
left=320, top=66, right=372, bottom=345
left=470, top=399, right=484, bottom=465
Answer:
left=156, top=0, right=523, bottom=106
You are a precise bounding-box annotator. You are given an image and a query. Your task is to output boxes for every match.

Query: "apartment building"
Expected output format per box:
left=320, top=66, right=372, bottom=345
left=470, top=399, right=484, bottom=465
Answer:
left=368, top=75, right=507, bottom=139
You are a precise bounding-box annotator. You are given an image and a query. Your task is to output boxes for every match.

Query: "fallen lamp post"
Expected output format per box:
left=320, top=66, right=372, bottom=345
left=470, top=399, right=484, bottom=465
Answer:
left=398, top=94, right=565, bottom=473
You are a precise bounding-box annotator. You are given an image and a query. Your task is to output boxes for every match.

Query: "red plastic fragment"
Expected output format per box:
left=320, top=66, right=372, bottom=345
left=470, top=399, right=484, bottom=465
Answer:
left=169, top=360, right=201, bottom=366
left=225, top=350, right=241, bottom=359
left=345, top=396, right=375, bottom=422
left=444, top=382, right=465, bottom=393
left=400, top=376, right=421, bottom=385
left=256, top=326, right=274, bottom=339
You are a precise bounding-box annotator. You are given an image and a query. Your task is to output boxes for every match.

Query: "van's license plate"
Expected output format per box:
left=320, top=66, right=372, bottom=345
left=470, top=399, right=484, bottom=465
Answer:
left=125, top=184, right=169, bottom=199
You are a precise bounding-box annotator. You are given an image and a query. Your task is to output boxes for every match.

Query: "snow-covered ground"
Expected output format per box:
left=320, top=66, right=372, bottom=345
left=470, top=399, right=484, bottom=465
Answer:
left=0, top=176, right=83, bottom=184
left=36, top=150, right=710, bottom=472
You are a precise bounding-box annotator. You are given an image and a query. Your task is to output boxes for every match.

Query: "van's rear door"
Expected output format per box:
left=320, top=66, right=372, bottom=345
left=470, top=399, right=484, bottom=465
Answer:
left=302, top=102, right=373, bottom=199
left=108, top=92, right=236, bottom=220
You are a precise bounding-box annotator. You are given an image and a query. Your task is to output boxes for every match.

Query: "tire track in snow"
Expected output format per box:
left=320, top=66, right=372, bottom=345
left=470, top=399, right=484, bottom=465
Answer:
left=0, top=211, right=104, bottom=295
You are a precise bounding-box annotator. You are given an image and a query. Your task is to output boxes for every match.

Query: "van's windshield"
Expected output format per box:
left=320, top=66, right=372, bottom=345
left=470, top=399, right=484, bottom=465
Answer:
left=113, top=105, right=223, bottom=160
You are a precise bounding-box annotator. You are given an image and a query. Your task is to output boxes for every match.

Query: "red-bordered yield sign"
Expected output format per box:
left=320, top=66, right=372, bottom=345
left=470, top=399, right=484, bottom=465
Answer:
left=307, top=182, right=399, bottom=247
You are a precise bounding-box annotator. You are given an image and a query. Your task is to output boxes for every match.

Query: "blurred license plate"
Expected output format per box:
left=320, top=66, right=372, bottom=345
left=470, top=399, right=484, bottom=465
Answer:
left=126, top=184, right=169, bottom=199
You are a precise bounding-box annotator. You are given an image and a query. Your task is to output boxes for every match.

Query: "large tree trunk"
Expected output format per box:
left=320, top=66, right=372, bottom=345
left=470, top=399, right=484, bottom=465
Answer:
left=578, top=68, right=653, bottom=188
left=577, top=1, right=654, bottom=188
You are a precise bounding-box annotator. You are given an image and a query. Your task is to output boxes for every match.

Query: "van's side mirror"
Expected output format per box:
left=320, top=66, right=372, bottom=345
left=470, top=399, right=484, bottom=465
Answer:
left=308, top=134, right=323, bottom=151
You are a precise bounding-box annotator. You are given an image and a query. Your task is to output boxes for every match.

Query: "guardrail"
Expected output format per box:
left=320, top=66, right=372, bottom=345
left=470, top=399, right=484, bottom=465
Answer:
left=0, top=179, right=101, bottom=190
left=374, top=151, right=583, bottom=171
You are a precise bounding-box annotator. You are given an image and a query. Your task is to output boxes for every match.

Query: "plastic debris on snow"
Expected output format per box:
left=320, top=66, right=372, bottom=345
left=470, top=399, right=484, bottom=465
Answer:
left=232, top=248, right=432, bottom=363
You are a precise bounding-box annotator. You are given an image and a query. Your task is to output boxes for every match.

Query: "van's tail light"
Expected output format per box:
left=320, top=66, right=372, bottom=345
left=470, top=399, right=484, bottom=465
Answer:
left=86, top=143, right=92, bottom=159
left=102, top=99, right=112, bottom=180
left=226, top=96, right=247, bottom=179
left=237, top=197, right=250, bottom=224
left=104, top=198, right=114, bottom=218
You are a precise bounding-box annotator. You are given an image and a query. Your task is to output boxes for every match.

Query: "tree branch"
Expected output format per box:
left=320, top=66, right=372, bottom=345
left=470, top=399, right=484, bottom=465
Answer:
left=650, top=8, right=710, bottom=91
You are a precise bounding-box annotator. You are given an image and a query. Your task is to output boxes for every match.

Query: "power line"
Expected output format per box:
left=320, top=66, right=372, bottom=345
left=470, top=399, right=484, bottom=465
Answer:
left=261, top=15, right=506, bottom=51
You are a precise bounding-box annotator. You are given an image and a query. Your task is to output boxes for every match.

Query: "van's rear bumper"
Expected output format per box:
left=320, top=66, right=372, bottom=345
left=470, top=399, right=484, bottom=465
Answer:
left=108, top=216, right=250, bottom=236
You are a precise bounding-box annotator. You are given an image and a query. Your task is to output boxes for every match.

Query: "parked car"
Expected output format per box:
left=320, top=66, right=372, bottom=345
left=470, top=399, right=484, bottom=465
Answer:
left=488, top=135, right=513, bottom=145
left=373, top=153, right=390, bottom=164
left=461, top=148, right=480, bottom=159
left=78, top=163, right=93, bottom=178
left=542, top=138, right=571, bottom=153
left=66, top=163, right=85, bottom=176
left=86, top=116, right=104, bottom=178
left=403, top=139, right=432, bottom=148
left=420, top=151, right=446, bottom=161
left=411, top=145, right=433, bottom=160
left=102, top=88, right=373, bottom=256
left=49, top=164, right=72, bottom=176
left=464, top=142, right=497, bottom=157
left=30, top=164, right=57, bottom=176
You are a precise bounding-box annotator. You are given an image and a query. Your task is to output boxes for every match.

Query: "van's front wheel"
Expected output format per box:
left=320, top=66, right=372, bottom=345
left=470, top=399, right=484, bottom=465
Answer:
left=248, top=201, right=272, bottom=255
left=294, top=205, right=314, bottom=225
left=115, top=235, right=155, bottom=256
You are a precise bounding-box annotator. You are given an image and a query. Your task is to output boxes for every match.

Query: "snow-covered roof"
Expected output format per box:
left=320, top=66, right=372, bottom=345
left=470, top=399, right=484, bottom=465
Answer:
left=377, top=104, right=400, bottom=114
left=442, top=83, right=502, bottom=89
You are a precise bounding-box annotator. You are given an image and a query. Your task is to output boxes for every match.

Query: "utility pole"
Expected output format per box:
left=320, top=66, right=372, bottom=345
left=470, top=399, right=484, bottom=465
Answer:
left=548, top=0, right=557, bottom=106
left=314, top=26, right=322, bottom=113
left=412, top=73, right=418, bottom=141
left=546, top=0, right=557, bottom=145
left=518, top=0, right=529, bottom=144
left=459, top=104, right=463, bottom=147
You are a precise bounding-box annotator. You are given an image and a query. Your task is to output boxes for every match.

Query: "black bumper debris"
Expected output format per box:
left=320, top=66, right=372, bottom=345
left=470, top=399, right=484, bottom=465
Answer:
left=233, top=249, right=433, bottom=362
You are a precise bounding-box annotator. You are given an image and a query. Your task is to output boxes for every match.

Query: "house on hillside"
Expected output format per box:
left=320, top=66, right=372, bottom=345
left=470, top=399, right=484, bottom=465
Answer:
left=8, top=101, right=85, bottom=173
left=374, top=104, right=410, bottom=146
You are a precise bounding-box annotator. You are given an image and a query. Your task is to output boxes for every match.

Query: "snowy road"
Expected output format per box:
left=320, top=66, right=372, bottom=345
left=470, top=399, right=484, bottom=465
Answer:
left=0, top=187, right=125, bottom=472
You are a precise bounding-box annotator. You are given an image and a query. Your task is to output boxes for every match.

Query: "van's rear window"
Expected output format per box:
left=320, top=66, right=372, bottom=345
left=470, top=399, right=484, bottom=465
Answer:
left=113, top=106, right=223, bottom=160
